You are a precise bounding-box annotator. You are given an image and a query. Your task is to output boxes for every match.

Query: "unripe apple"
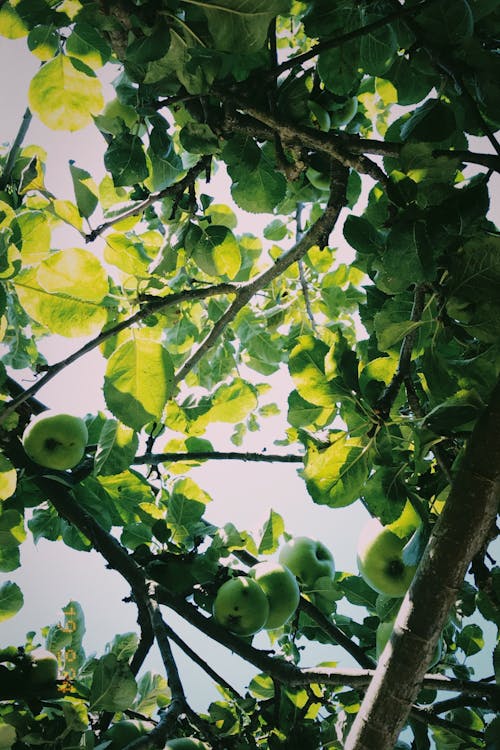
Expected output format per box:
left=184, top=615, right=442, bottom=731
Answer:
left=356, top=518, right=417, bottom=598
left=213, top=576, right=269, bottom=636
left=250, top=562, right=300, bottom=629
left=164, top=739, right=210, bottom=750
left=278, top=537, right=335, bottom=587
left=22, top=411, right=88, bottom=470
left=0, top=723, right=16, bottom=749
left=28, top=647, right=59, bottom=685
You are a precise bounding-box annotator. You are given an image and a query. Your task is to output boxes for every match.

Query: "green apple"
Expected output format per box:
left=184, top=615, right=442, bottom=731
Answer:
left=308, top=575, right=339, bottom=615
left=250, top=562, right=300, bottom=629
left=213, top=576, right=269, bottom=636
left=22, top=411, right=88, bottom=470
left=0, top=723, right=16, bottom=749
left=356, top=518, right=418, bottom=598
left=164, top=739, right=210, bottom=750
left=28, top=647, right=59, bottom=685
left=278, top=537, right=335, bottom=587
left=103, top=720, right=148, bottom=749
left=376, top=618, right=443, bottom=668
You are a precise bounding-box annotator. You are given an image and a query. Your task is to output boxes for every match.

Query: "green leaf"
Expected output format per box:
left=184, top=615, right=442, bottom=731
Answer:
left=65, top=23, right=111, bottom=69
left=0, top=509, right=26, bottom=547
left=167, top=477, right=211, bottom=544
left=28, top=54, right=104, bottom=131
left=0, top=2, right=28, bottom=38
left=104, top=133, right=149, bottom=187
left=191, top=379, right=258, bottom=433
left=343, top=214, right=384, bottom=255
left=0, top=453, right=16, bottom=501
left=28, top=506, right=62, bottom=543
left=125, top=24, right=170, bottom=64
left=360, top=23, right=397, bottom=76
left=27, top=25, right=59, bottom=61
left=302, top=433, right=371, bottom=508
left=16, top=210, right=51, bottom=263
left=94, top=420, right=139, bottom=477
left=289, top=335, right=337, bottom=407
left=15, top=249, right=109, bottom=336
left=90, top=653, right=137, bottom=711
left=0, top=581, right=23, bottom=621
left=339, top=575, right=378, bottom=609
left=456, top=624, right=484, bottom=656
left=202, top=0, right=291, bottom=52
left=231, top=161, right=286, bottom=213
left=121, top=523, right=152, bottom=550
left=135, top=672, right=171, bottom=715
left=179, top=123, right=220, bottom=154
left=258, top=509, right=285, bottom=554
left=69, top=162, right=99, bottom=219
left=318, top=44, right=362, bottom=96
left=104, top=233, right=152, bottom=276
left=103, top=339, right=175, bottom=431
left=0, top=546, right=20, bottom=572
left=191, top=225, right=241, bottom=279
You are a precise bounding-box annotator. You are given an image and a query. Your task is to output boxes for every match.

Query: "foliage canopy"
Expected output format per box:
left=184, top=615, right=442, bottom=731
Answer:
left=0, top=0, right=499, bottom=748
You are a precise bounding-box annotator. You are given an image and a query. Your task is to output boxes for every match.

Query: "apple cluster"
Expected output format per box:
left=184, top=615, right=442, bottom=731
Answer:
left=22, top=411, right=88, bottom=471
left=213, top=537, right=336, bottom=637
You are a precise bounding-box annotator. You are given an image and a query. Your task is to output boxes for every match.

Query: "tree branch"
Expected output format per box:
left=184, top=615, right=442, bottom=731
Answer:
left=84, top=157, right=211, bottom=242
left=0, top=283, right=236, bottom=421
left=133, top=451, right=304, bottom=466
left=174, top=167, right=349, bottom=384
left=344, top=376, right=500, bottom=750
left=274, top=0, right=440, bottom=77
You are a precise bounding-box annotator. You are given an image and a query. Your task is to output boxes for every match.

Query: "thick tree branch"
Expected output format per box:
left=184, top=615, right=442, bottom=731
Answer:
left=344, top=376, right=500, bottom=750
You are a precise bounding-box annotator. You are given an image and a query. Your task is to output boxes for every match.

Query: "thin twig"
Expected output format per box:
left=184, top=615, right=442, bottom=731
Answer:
left=85, top=157, right=211, bottom=241
left=296, top=203, right=316, bottom=331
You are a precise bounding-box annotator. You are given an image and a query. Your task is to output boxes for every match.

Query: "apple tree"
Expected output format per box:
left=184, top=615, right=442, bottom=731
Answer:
left=0, top=0, right=499, bottom=748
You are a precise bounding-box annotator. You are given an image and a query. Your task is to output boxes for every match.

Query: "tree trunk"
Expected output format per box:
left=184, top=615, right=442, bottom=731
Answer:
left=345, top=377, right=500, bottom=750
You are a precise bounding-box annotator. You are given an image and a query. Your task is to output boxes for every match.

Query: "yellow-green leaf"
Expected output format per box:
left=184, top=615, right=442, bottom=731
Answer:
left=0, top=2, right=28, bottom=38
left=104, top=339, right=175, bottom=431
left=0, top=454, right=17, bottom=501
left=15, top=250, right=109, bottom=337
left=28, top=54, right=104, bottom=131
left=37, top=248, right=108, bottom=303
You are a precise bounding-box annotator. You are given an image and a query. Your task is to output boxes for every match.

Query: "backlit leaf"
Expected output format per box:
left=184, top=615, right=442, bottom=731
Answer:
left=104, top=339, right=175, bottom=431
left=28, top=54, right=104, bottom=131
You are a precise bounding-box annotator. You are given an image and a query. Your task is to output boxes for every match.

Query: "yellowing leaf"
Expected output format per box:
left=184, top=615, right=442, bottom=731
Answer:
left=104, top=339, right=175, bottom=431
left=0, top=454, right=17, bottom=501
left=28, top=54, right=104, bottom=131
left=15, top=258, right=108, bottom=337
left=0, top=2, right=27, bottom=38
left=37, top=248, right=108, bottom=303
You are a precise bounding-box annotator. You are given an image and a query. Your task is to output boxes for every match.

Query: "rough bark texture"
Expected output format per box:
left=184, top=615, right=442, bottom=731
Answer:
left=345, top=377, right=500, bottom=750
